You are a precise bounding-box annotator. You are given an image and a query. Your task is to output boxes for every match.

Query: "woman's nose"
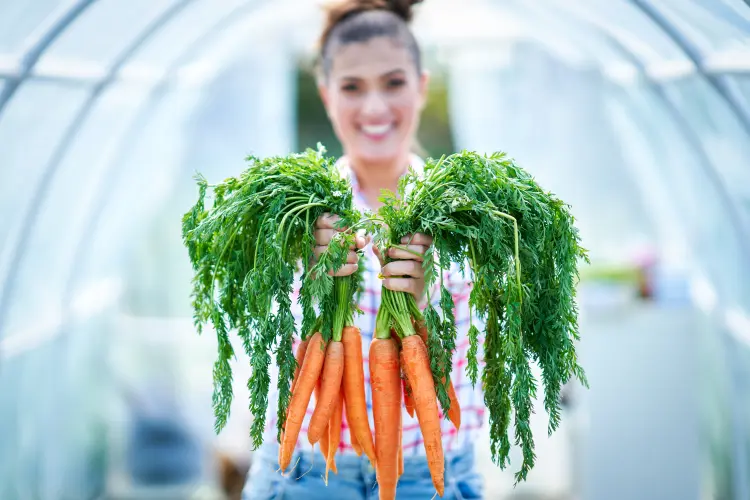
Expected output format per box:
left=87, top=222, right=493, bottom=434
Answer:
left=361, top=91, right=389, bottom=117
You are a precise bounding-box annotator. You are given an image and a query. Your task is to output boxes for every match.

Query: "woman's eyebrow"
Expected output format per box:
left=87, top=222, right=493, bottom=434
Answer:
left=381, top=69, right=406, bottom=78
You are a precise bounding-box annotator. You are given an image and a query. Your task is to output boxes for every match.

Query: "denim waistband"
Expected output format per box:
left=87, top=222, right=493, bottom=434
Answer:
left=256, top=440, right=476, bottom=483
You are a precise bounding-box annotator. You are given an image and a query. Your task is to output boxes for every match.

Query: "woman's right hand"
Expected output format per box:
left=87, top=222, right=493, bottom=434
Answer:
left=313, top=212, right=369, bottom=276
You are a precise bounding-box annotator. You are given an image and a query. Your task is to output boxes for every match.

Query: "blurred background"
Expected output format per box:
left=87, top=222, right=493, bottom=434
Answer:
left=1, top=0, right=750, bottom=498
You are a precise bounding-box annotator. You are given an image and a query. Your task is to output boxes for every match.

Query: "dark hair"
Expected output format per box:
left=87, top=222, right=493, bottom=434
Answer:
left=317, top=0, right=423, bottom=81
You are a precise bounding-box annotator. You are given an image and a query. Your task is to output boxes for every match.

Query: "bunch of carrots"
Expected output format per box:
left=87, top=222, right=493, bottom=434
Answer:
left=280, top=319, right=459, bottom=498
left=364, top=151, right=589, bottom=483
left=183, top=145, right=588, bottom=499
left=279, top=324, right=374, bottom=477
left=181, top=145, right=364, bottom=448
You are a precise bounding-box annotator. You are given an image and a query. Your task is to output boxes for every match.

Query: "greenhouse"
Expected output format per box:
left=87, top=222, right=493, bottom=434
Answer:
left=1, top=0, right=749, bottom=499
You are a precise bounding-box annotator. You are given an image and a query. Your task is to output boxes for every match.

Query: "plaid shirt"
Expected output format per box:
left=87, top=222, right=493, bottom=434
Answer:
left=264, top=156, right=485, bottom=456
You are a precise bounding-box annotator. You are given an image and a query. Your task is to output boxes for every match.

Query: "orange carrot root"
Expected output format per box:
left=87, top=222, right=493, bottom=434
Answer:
left=398, top=419, right=404, bottom=478
left=402, top=362, right=415, bottom=419
left=314, top=382, right=330, bottom=466
left=402, top=335, right=445, bottom=496
left=279, top=338, right=311, bottom=464
left=370, top=337, right=402, bottom=500
left=308, top=341, right=345, bottom=444
left=279, top=332, right=326, bottom=471
left=326, top=386, right=344, bottom=480
left=446, top=379, right=461, bottom=431
left=345, top=400, right=363, bottom=456
left=292, top=339, right=311, bottom=392
left=416, top=321, right=461, bottom=430
left=342, top=326, right=377, bottom=465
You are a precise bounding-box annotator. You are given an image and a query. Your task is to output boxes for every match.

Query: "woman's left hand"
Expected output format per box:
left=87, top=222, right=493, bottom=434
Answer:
left=373, top=233, right=433, bottom=306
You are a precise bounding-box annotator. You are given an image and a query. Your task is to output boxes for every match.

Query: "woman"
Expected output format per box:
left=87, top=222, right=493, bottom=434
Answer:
left=242, top=1, right=484, bottom=498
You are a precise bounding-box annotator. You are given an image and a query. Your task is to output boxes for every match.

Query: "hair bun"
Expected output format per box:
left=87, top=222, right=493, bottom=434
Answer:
left=318, top=0, right=423, bottom=62
left=388, top=0, right=423, bottom=22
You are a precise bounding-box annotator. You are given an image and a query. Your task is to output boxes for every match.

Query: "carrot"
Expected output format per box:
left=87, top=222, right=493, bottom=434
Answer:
left=402, top=365, right=415, bottom=418
left=314, top=383, right=338, bottom=475
left=398, top=420, right=403, bottom=478
left=308, top=341, right=345, bottom=444
left=341, top=326, right=377, bottom=465
left=351, top=430, right=363, bottom=456
left=401, top=334, right=444, bottom=496
left=446, top=380, right=461, bottom=431
left=416, top=321, right=461, bottom=430
left=345, top=401, right=363, bottom=456
left=279, top=338, right=310, bottom=464
left=369, top=338, right=401, bottom=500
left=314, top=381, right=331, bottom=467
left=279, top=332, right=325, bottom=471
left=326, top=387, right=344, bottom=481
left=320, top=424, right=332, bottom=470
left=394, top=340, right=406, bottom=478
left=292, top=339, right=311, bottom=392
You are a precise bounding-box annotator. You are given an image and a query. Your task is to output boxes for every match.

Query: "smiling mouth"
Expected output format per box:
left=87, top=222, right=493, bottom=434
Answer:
left=360, top=124, right=393, bottom=137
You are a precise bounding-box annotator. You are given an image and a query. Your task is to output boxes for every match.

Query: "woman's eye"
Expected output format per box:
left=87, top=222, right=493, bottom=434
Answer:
left=387, top=79, right=406, bottom=89
left=342, top=83, right=359, bottom=92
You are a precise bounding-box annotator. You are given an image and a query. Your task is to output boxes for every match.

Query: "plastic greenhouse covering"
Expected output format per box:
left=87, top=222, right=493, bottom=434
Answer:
left=0, top=0, right=749, bottom=499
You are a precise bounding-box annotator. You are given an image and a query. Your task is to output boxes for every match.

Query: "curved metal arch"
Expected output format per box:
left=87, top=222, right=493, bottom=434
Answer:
left=631, top=0, right=750, bottom=137
left=693, top=0, right=750, bottom=33
left=512, top=0, right=750, bottom=259
left=61, top=0, right=269, bottom=308
left=0, top=0, right=97, bottom=115
left=0, top=0, right=195, bottom=338
left=514, top=5, right=750, bottom=500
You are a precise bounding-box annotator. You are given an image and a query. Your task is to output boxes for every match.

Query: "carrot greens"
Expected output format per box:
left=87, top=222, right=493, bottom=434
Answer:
left=366, top=150, right=588, bottom=483
left=182, top=144, right=587, bottom=488
left=181, top=144, right=363, bottom=448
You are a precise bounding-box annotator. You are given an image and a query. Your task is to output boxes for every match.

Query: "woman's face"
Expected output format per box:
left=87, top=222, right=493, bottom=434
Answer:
left=319, top=37, right=428, bottom=166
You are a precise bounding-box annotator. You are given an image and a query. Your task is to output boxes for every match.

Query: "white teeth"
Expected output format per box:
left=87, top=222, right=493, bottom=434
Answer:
left=361, top=124, right=391, bottom=135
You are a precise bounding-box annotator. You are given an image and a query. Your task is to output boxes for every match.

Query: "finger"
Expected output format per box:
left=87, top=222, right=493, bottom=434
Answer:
left=383, top=277, right=417, bottom=296
left=372, top=244, right=385, bottom=267
left=347, top=250, right=358, bottom=264
left=329, top=264, right=358, bottom=277
left=314, top=229, right=336, bottom=245
left=313, top=246, right=324, bottom=261
left=388, top=245, right=427, bottom=262
left=382, top=260, right=422, bottom=278
left=313, top=247, right=358, bottom=263
left=401, top=233, right=433, bottom=246
left=316, top=213, right=346, bottom=230
left=355, top=234, right=370, bottom=250
left=315, top=214, right=346, bottom=231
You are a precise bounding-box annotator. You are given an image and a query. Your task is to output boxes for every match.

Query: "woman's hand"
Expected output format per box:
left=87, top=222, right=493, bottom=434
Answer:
left=313, top=212, right=369, bottom=276
left=374, top=233, right=433, bottom=305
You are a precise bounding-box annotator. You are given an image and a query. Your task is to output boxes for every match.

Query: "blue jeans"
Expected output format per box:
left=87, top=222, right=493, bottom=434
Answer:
left=242, top=442, right=483, bottom=499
